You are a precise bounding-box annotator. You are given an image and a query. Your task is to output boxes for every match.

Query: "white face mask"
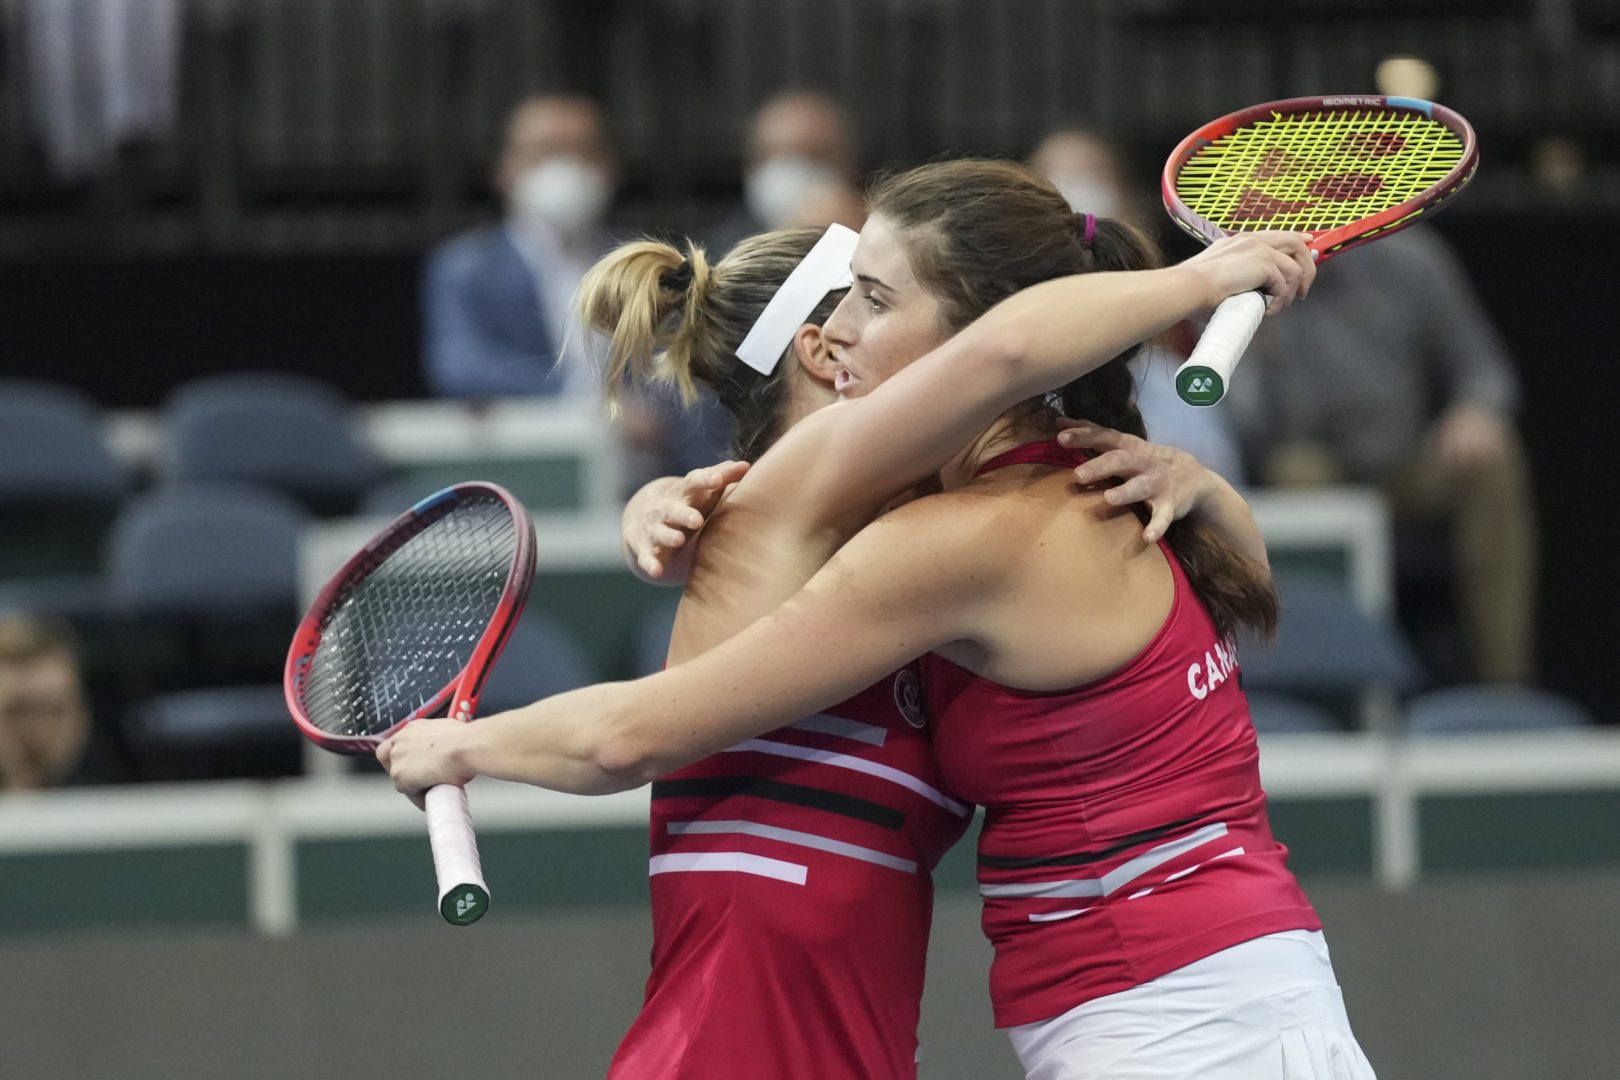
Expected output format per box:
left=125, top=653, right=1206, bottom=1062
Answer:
left=1050, top=173, right=1122, bottom=219
left=745, top=156, right=841, bottom=229
left=512, top=156, right=612, bottom=238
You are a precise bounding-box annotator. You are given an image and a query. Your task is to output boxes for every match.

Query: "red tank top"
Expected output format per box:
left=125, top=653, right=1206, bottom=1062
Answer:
left=920, top=440, right=1319, bottom=1028
left=608, top=665, right=971, bottom=1079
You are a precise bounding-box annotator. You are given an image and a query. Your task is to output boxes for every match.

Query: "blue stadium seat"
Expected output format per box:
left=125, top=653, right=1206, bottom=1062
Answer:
left=108, top=484, right=306, bottom=618
left=1405, top=685, right=1594, bottom=736
left=108, top=484, right=308, bottom=779
left=633, top=594, right=681, bottom=677
left=477, top=611, right=599, bottom=714
left=165, top=372, right=379, bottom=515
left=1246, top=690, right=1343, bottom=735
left=1240, top=577, right=1425, bottom=696
left=0, top=379, right=131, bottom=580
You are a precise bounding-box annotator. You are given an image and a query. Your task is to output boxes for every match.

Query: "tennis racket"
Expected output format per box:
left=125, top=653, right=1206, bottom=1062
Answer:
left=1163, top=94, right=1478, bottom=405
left=285, top=482, right=536, bottom=925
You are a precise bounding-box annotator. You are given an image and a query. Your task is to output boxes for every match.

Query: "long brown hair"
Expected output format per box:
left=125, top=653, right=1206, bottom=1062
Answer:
left=576, top=228, right=846, bottom=462
left=869, top=159, right=1278, bottom=640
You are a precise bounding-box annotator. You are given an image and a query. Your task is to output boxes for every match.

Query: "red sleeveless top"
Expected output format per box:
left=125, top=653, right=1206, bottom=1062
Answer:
left=608, top=667, right=971, bottom=1079
left=921, top=440, right=1319, bottom=1028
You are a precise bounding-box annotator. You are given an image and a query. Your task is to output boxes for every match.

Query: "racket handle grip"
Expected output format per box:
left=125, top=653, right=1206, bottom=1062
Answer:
left=1175, top=291, right=1269, bottom=406
left=426, top=783, right=490, bottom=925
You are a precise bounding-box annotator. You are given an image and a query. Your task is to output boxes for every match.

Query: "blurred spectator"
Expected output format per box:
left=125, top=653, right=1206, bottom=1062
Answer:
left=1230, top=228, right=1536, bottom=686
left=23, top=0, right=182, bottom=181
left=422, top=94, right=619, bottom=399
left=1530, top=135, right=1587, bottom=203
left=1028, top=127, right=1247, bottom=485
left=1029, top=127, right=1149, bottom=229
left=0, top=615, right=94, bottom=791
left=707, top=90, right=864, bottom=255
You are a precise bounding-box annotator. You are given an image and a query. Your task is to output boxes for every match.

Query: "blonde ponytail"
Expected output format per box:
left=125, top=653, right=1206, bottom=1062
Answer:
left=575, top=239, right=716, bottom=410
left=574, top=225, right=847, bottom=461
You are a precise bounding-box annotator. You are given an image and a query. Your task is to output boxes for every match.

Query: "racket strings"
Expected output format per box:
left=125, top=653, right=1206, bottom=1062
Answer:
left=1175, top=110, right=1466, bottom=233
left=299, top=496, right=519, bottom=737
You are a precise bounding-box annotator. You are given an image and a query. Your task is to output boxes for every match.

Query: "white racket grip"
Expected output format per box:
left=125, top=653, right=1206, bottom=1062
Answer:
left=426, top=783, right=490, bottom=925
left=1174, top=290, right=1270, bottom=406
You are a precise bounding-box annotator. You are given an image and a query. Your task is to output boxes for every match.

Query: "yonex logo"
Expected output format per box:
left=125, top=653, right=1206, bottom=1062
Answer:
left=455, top=891, right=479, bottom=918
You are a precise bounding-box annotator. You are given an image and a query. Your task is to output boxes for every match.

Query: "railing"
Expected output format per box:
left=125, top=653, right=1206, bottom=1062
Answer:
left=5, top=730, right=1620, bottom=936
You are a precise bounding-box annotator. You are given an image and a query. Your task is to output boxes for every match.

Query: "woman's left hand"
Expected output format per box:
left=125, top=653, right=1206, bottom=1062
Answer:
left=1056, top=419, right=1216, bottom=543
left=376, top=718, right=478, bottom=809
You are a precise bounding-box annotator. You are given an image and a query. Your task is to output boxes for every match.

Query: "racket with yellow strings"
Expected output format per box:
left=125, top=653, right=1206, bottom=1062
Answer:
left=1163, top=95, right=1478, bottom=405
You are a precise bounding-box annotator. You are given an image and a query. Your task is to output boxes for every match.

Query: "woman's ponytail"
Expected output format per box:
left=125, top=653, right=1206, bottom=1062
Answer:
left=575, top=239, right=716, bottom=410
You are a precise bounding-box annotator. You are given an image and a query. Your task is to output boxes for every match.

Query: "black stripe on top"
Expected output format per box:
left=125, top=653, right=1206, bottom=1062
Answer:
left=652, top=776, right=905, bottom=832
left=978, top=813, right=1208, bottom=869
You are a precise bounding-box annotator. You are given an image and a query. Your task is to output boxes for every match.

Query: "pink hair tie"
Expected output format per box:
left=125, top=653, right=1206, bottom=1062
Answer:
left=1081, top=212, right=1097, bottom=248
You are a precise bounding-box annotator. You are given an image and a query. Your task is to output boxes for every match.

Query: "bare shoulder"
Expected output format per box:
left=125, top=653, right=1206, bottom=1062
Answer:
left=833, top=485, right=1016, bottom=595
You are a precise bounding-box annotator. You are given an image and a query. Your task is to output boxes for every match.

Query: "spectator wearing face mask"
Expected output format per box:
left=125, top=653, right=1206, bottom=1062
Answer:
left=421, top=94, right=620, bottom=399
left=1029, top=127, right=1248, bottom=487
left=707, top=89, right=864, bottom=256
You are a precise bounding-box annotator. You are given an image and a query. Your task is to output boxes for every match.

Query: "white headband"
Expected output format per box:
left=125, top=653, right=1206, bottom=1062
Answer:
left=733, top=223, right=859, bottom=376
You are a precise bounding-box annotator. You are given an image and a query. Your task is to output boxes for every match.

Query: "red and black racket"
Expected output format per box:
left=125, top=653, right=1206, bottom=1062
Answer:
left=1163, top=94, right=1478, bottom=405
left=285, top=482, right=536, bottom=925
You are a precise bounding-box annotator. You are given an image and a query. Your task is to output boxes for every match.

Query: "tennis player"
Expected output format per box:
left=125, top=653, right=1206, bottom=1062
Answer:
left=382, top=160, right=1327, bottom=1078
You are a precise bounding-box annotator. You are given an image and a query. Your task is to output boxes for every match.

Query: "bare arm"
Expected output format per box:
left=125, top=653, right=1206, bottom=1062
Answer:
left=377, top=500, right=988, bottom=798
left=751, top=234, right=1313, bottom=532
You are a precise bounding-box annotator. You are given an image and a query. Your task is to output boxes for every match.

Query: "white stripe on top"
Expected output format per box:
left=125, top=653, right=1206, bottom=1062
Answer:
left=789, top=713, right=888, bottom=747
left=649, top=851, right=807, bottom=885
left=981, top=822, right=1230, bottom=900
left=726, top=738, right=970, bottom=817
left=668, top=819, right=919, bottom=873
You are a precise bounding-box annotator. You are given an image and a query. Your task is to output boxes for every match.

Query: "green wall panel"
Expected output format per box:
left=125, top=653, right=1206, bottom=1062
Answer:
left=0, top=845, right=248, bottom=933
left=298, top=826, right=652, bottom=921
left=1421, top=789, right=1620, bottom=873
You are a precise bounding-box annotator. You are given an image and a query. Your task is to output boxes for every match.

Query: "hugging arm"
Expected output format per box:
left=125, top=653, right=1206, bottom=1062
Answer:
left=379, top=502, right=986, bottom=799
left=764, top=233, right=1313, bottom=525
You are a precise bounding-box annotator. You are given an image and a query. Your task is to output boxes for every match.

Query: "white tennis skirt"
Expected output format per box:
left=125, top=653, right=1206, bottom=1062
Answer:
left=1006, top=930, right=1376, bottom=1080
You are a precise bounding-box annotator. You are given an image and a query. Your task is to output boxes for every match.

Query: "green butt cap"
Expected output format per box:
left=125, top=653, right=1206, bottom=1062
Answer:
left=441, top=884, right=490, bottom=926
left=1176, top=366, right=1225, bottom=407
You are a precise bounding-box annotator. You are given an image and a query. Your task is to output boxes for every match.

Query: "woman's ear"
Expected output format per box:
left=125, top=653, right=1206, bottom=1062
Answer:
left=792, top=323, right=838, bottom=388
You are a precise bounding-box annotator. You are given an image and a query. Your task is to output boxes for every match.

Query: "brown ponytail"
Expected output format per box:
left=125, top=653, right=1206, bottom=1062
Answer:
left=870, top=158, right=1279, bottom=640
left=574, top=228, right=847, bottom=462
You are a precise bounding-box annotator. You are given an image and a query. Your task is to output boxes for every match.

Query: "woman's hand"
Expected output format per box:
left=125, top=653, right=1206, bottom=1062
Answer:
left=1057, top=419, right=1218, bottom=543
left=622, top=460, right=750, bottom=581
left=376, top=718, right=479, bottom=810
left=1181, top=231, right=1315, bottom=314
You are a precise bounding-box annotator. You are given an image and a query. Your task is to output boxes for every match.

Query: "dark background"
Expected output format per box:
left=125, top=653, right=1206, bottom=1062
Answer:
left=3, top=0, right=1616, bottom=719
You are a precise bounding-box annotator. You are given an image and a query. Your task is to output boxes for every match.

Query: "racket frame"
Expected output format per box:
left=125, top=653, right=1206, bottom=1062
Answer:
left=284, top=481, right=537, bottom=925
left=284, top=482, right=537, bottom=754
left=1161, top=95, right=1479, bottom=405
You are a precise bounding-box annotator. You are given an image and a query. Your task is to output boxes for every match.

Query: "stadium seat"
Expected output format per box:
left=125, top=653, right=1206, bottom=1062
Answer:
left=0, top=379, right=131, bottom=580
left=632, top=594, right=681, bottom=677
left=106, top=484, right=308, bottom=779
left=477, top=611, right=599, bottom=714
left=125, top=685, right=301, bottom=780
left=164, top=372, right=379, bottom=515
left=1240, top=577, right=1425, bottom=695
left=1246, top=690, right=1343, bottom=735
left=108, top=483, right=306, bottom=618
left=1238, top=576, right=1425, bottom=732
left=1405, top=684, right=1594, bottom=736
